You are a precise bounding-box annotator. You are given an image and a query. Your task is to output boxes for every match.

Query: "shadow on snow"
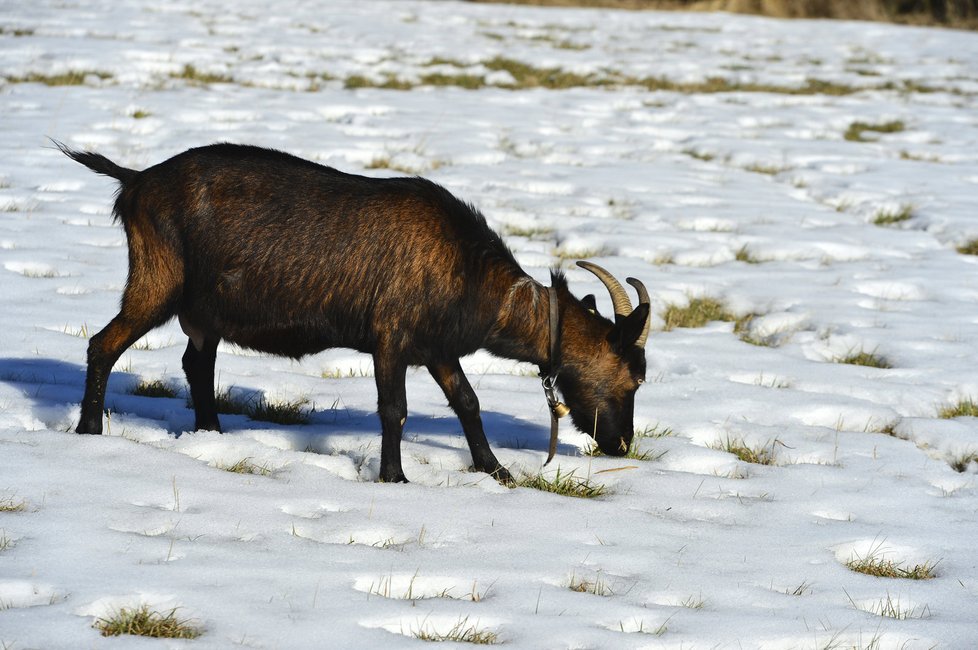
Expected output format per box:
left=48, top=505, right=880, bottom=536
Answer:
left=0, top=357, right=555, bottom=454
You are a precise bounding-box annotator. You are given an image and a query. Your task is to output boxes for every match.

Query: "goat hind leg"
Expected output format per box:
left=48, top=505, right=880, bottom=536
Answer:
left=78, top=223, right=181, bottom=435
left=77, top=312, right=166, bottom=434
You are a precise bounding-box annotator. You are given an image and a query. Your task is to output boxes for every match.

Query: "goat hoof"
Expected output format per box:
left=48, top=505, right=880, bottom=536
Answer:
left=483, top=464, right=514, bottom=485
left=75, top=420, right=102, bottom=435
left=379, top=472, right=409, bottom=484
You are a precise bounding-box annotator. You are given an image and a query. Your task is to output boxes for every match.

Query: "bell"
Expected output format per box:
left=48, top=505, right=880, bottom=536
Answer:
left=552, top=401, right=570, bottom=419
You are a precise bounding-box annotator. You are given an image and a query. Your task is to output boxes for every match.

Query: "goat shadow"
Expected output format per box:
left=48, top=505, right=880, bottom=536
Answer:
left=0, top=357, right=558, bottom=455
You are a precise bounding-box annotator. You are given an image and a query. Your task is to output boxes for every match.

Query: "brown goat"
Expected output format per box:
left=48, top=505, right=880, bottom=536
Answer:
left=59, top=143, right=650, bottom=483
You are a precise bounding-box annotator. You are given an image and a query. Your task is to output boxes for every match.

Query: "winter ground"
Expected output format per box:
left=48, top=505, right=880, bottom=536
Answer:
left=2, top=1, right=978, bottom=647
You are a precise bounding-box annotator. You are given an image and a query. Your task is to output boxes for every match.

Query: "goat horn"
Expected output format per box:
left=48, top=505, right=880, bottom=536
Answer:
left=576, top=260, right=632, bottom=319
left=626, top=277, right=651, bottom=349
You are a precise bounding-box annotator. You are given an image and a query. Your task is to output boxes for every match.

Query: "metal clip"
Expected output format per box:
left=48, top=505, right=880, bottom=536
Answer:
left=541, top=374, right=569, bottom=419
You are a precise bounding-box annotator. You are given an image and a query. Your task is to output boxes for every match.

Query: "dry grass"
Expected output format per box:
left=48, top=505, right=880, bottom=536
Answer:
left=844, top=120, right=906, bottom=142
left=467, top=0, right=978, bottom=29
left=412, top=617, right=498, bottom=644
left=733, top=313, right=782, bottom=347
left=218, top=458, right=272, bottom=476
left=662, top=297, right=735, bottom=331
left=501, top=223, right=555, bottom=239
left=835, top=349, right=892, bottom=369
left=846, top=555, right=938, bottom=580
left=4, top=70, right=113, bottom=86
left=713, top=437, right=778, bottom=465
left=336, top=62, right=958, bottom=95
left=94, top=605, right=202, bottom=639
left=170, top=64, right=232, bottom=85
left=0, top=497, right=27, bottom=513
left=949, top=452, right=978, bottom=472
left=568, top=573, right=614, bottom=596
left=847, top=591, right=931, bottom=620
left=734, top=245, right=761, bottom=264
left=955, top=239, right=978, bottom=255
left=938, top=397, right=978, bottom=418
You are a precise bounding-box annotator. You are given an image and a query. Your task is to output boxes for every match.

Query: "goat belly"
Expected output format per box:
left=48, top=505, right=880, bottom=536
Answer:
left=214, top=321, right=358, bottom=359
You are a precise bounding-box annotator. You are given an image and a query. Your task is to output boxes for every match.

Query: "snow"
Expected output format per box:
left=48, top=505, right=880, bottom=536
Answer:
left=2, top=0, right=978, bottom=647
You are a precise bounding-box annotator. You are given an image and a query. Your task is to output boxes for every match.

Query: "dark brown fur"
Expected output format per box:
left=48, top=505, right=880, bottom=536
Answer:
left=59, top=143, right=649, bottom=482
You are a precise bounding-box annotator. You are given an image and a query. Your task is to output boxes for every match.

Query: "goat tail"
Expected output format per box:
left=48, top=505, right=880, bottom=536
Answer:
left=53, top=140, right=138, bottom=185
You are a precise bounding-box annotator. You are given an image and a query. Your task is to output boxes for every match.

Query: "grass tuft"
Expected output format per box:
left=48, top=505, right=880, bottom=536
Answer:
left=171, top=64, right=231, bottom=85
left=195, top=388, right=312, bottom=424
left=515, top=468, right=608, bottom=498
left=484, top=55, right=600, bottom=89
left=848, top=591, right=931, bottom=620
left=635, top=423, right=675, bottom=438
left=618, top=616, right=671, bottom=636
left=420, top=72, right=486, bottom=89
left=733, top=313, right=780, bottom=347
left=5, top=70, right=112, bottom=86
left=845, top=550, right=938, bottom=580
left=94, top=605, right=202, bottom=639
left=835, top=349, right=891, bottom=369
left=713, top=437, right=778, bottom=465
left=871, top=204, right=914, bottom=226
left=949, top=452, right=978, bottom=472
left=501, top=223, right=555, bottom=239
left=344, top=74, right=413, bottom=90
left=662, top=297, right=734, bottom=331
left=582, top=423, right=674, bottom=460
left=130, top=379, right=179, bottom=399
left=844, top=120, right=905, bottom=142
left=678, top=594, right=706, bottom=609
left=568, top=573, right=614, bottom=596
left=938, top=397, right=978, bottom=419
left=785, top=580, right=813, bottom=596
left=248, top=395, right=312, bottom=425
left=734, top=245, right=761, bottom=264
left=0, top=497, right=27, bottom=513
left=955, top=239, right=978, bottom=256
left=744, top=162, right=791, bottom=175
left=218, top=457, right=272, bottom=476
left=681, top=148, right=716, bottom=162
left=412, top=617, right=498, bottom=644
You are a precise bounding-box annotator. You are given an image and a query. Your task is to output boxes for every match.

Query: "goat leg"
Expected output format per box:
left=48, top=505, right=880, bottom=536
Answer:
left=182, top=336, right=221, bottom=432
left=428, top=360, right=512, bottom=484
left=375, top=354, right=409, bottom=483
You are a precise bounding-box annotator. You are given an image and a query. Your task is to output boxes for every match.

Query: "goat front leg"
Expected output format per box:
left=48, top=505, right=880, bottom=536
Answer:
left=428, top=360, right=512, bottom=484
left=374, top=353, right=408, bottom=483
left=182, top=336, right=221, bottom=432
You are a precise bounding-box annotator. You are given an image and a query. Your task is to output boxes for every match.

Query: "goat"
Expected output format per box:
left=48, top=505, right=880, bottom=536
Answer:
left=58, top=142, right=650, bottom=483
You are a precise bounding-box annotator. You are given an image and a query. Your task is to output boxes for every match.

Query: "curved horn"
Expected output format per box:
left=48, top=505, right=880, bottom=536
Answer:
left=626, top=277, right=651, bottom=349
left=576, top=260, right=632, bottom=319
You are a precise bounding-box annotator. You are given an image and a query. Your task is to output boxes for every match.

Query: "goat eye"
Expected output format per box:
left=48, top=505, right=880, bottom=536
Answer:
left=636, top=378, right=645, bottom=385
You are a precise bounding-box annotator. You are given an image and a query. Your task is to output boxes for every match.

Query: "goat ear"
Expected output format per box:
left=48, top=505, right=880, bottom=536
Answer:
left=581, top=294, right=598, bottom=314
left=610, top=303, right=650, bottom=351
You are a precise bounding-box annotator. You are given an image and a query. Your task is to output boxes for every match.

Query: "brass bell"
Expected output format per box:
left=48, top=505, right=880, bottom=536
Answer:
left=552, top=401, right=570, bottom=419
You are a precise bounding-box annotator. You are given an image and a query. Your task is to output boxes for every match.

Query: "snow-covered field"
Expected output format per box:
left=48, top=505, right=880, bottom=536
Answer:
left=2, top=1, right=978, bottom=647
